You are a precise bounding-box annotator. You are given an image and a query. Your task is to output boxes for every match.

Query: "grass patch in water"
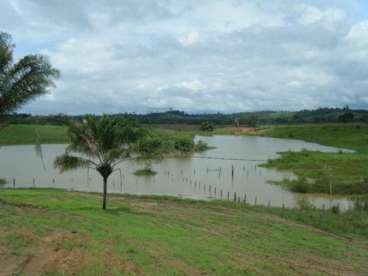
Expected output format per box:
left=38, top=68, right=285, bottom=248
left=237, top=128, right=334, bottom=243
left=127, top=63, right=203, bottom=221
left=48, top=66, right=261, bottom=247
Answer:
left=263, top=150, right=368, bottom=195
left=133, top=168, right=157, bottom=176
left=261, top=124, right=368, bottom=195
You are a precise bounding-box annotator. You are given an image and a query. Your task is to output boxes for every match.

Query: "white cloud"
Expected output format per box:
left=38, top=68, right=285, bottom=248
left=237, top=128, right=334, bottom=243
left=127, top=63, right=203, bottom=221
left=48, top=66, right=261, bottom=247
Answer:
left=179, top=31, right=200, bottom=46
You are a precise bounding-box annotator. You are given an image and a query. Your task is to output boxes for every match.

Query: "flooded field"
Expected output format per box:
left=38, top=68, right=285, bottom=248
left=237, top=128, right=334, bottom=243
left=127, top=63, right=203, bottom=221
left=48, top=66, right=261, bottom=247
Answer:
left=0, top=135, right=354, bottom=210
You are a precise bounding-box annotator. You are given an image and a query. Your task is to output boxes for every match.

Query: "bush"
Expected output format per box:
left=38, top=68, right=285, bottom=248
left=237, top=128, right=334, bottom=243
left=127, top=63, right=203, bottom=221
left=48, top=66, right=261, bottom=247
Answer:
left=289, top=178, right=310, bottom=193
left=174, top=137, right=194, bottom=152
left=194, top=140, right=210, bottom=152
left=331, top=205, right=340, bottom=214
left=199, top=121, right=215, bottom=132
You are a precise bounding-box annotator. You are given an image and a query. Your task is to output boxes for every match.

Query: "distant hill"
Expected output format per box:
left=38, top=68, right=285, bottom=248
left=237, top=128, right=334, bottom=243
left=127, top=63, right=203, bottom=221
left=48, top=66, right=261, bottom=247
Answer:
left=4, top=107, right=368, bottom=126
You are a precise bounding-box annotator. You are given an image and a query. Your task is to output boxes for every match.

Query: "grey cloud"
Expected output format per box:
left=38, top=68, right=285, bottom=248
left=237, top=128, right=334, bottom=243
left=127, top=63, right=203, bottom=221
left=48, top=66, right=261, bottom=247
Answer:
left=1, top=0, right=367, bottom=114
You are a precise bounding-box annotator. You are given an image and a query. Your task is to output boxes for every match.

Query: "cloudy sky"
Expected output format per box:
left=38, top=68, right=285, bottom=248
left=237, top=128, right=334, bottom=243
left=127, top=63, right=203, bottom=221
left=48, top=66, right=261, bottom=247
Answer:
left=1, top=0, right=368, bottom=114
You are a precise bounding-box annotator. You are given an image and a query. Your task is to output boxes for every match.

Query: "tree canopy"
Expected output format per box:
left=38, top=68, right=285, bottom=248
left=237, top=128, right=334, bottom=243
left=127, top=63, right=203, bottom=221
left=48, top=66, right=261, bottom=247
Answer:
left=54, top=115, right=149, bottom=209
left=0, top=32, right=59, bottom=115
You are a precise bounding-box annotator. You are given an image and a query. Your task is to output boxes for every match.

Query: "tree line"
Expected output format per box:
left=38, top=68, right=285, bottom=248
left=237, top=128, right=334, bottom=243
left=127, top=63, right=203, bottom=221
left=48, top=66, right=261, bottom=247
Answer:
left=5, top=107, right=367, bottom=127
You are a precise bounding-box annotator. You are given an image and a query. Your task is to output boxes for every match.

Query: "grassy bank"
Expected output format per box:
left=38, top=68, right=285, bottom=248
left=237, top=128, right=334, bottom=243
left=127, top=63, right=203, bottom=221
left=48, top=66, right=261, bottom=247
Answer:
left=0, top=124, right=68, bottom=145
left=262, top=123, right=368, bottom=153
left=1, top=189, right=367, bottom=275
left=0, top=124, right=211, bottom=154
left=259, top=124, right=368, bottom=195
left=263, top=150, right=368, bottom=194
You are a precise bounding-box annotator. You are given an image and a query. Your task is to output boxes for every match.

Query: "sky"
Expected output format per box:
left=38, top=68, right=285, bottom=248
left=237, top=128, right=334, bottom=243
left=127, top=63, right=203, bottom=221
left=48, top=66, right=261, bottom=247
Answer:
left=1, top=0, right=368, bottom=114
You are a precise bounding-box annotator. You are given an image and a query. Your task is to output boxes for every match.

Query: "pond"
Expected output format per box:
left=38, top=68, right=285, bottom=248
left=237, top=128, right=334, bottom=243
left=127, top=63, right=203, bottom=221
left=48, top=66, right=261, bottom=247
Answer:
left=0, top=135, right=354, bottom=210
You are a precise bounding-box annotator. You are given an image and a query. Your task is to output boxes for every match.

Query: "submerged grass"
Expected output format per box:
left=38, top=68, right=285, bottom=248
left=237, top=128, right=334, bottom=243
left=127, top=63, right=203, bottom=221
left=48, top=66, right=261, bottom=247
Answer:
left=260, top=124, right=368, bottom=195
left=0, top=188, right=367, bottom=275
left=133, top=168, right=157, bottom=176
left=262, top=150, right=368, bottom=195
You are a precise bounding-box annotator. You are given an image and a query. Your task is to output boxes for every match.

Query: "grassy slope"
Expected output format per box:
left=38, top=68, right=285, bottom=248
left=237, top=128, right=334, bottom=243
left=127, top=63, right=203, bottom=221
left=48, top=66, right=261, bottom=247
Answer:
left=0, top=124, right=68, bottom=145
left=1, top=189, right=368, bottom=275
left=262, top=123, right=368, bottom=153
left=260, top=124, right=368, bottom=195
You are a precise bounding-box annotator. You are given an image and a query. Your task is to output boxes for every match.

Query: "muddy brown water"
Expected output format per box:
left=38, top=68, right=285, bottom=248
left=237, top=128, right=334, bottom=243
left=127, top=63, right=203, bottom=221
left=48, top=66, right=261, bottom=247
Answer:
left=0, top=135, right=354, bottom=210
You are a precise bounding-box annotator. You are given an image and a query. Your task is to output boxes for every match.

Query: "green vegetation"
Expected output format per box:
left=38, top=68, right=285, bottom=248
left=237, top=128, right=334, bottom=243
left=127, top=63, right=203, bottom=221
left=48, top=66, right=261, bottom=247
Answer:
left=0, top=178, right=6, bottom=186
left=199, top=121, right=215, bottom=132
left=0, top=32, right=59, bottom=115
left=148, top=127, right=211, bottom=155
left=0, top=124, right=68, bottom=145
left=262, top=124, right=368, bottom=195
left=133, top=168, right=157, bottom=176
left=262, top=123, right=368, bottom=153
left=0, top=124, right=210, bottom=153
left=7, top=107, right=368, bottom=126
left=264, top=150, right=368, bottom=194
left=54, top=115, right=154, bottom=209
left=0, top=189, right=367, bottom=275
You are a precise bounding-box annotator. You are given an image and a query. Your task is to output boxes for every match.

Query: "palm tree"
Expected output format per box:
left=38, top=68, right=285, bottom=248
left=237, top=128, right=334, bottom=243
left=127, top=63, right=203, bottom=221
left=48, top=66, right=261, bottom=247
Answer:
left=0, top=32, right=59, bottom=115
left=54, top=115, right=146, bottom=209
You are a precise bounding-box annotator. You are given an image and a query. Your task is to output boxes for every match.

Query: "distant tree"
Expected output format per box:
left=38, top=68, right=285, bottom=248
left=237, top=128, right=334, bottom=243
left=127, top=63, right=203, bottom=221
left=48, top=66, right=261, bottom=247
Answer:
left=234, top=117, right=240, bottom=128
left=0, top=32, right=59, bottom=115
left=54, top=115, right=146, bottom=210
left=245, top=115, right=258, bottom=128
left=199, top=121, right=215, bottom=132
left=338, top=106, right=354, bottom=123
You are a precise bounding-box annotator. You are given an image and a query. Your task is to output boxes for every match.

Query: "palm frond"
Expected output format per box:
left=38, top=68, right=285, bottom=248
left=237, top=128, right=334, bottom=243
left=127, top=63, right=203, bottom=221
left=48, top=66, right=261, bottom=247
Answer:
left=0, top=33, right=60, bottom=114
left=54, top=154, right=93, bottom=173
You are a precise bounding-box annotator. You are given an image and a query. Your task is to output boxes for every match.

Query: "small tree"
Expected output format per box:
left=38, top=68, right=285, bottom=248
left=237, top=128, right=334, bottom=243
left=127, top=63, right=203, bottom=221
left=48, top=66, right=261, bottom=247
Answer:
left=245, top=115, right=257, bottom=128
left=338, top=106, right=354, bottom=123
left=199, top=121, right=215, bottom=132
left=54, top=115, right=145, bottom=210
left=134, top=136, right=163, bottom=174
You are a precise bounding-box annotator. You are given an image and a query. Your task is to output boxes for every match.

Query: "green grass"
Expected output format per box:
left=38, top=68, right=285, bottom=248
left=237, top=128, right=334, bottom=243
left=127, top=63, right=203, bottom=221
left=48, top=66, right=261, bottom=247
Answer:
left=263, top=123, right=368, bottom=153
left=133, top=168, right=157, bottom=176
left=260, top=124, right=368, bottom=195
left=0, top=124, right=68, bottom=145
left=0, top=189, right=367, bottom=275
left=263, top=150, right=368, bottom=194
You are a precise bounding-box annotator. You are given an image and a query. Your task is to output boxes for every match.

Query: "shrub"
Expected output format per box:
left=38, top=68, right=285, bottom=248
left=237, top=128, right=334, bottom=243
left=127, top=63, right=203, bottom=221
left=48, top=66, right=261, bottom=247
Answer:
left=199, top=121, right=215, bottom=132
left=174, top=137, right=194, bottom=152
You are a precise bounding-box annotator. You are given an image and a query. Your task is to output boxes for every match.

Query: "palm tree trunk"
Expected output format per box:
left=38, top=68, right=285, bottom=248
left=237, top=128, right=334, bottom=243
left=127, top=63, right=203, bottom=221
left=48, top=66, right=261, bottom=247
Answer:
left=102, top=177, right=108, bottom=210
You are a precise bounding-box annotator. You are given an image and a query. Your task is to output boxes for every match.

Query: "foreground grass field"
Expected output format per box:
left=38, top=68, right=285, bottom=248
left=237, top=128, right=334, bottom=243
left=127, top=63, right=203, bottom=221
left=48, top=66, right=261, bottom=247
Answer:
left=1, top=189, right=368, bottom=275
